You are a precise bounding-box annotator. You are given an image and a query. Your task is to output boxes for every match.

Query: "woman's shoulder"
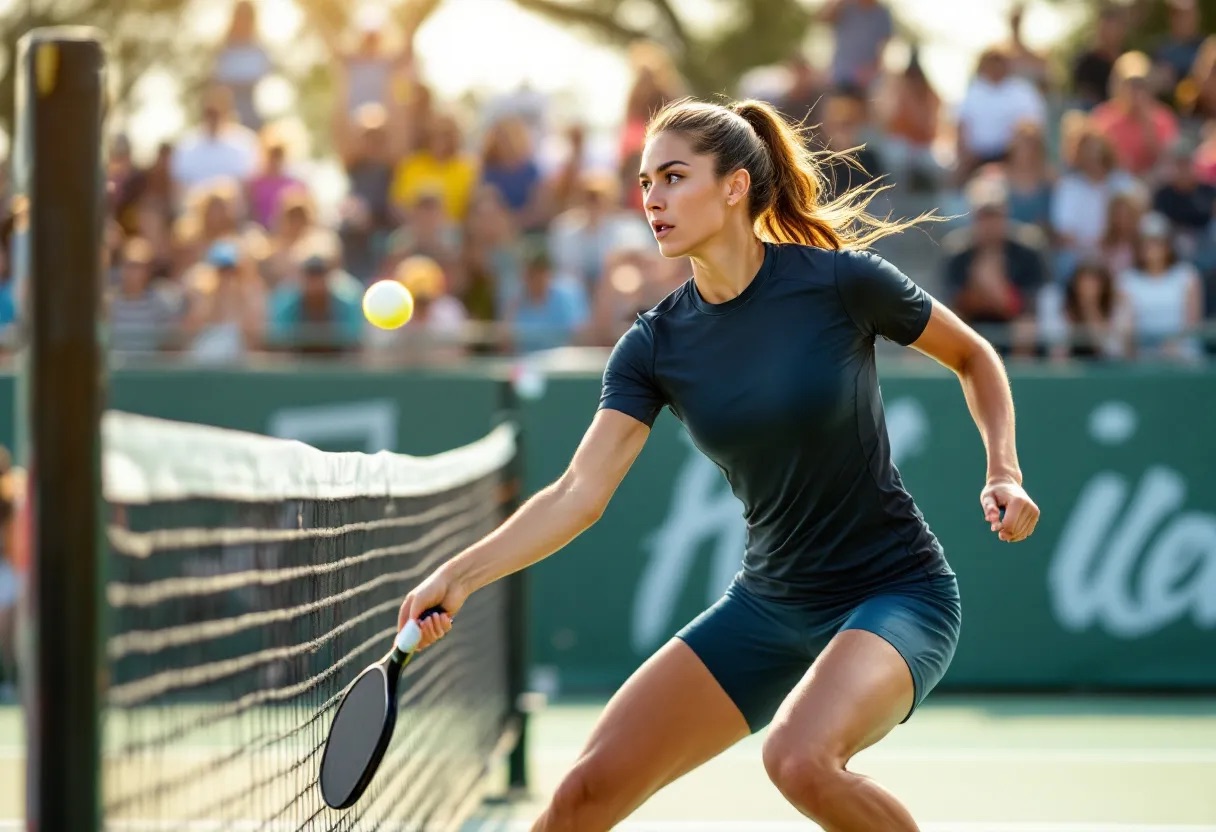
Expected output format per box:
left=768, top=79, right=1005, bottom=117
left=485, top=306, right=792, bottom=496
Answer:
left=638, top=279, right=692, bottom=324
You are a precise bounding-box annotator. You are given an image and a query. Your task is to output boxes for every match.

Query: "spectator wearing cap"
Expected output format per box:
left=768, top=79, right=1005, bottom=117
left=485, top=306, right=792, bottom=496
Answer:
left=1090, top=51, right=1180, bottom=177
left=1118, top=211, right=1204, bottom=361
left=170, top=86, right=261, bottom=202
left=1071, top=5, right=1128, bottom=111
left=181, top=240, right=265, bottom=364
left=941, top=174, right=1049, bottom=357
left=266, top=253, right=364, bottom=355
left=389, top=112, right=479, bottom=223
left=819, top=0, right=893, bottom=91
left=109, top=237, right=178, bottom=354
left=955, top=45, right=1047, bottom=182
left=504, top=245, right=589, bottom=354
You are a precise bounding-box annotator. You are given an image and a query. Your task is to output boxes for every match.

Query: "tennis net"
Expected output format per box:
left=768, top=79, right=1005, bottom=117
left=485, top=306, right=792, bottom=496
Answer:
left=99, top=411, right=524, bottom=831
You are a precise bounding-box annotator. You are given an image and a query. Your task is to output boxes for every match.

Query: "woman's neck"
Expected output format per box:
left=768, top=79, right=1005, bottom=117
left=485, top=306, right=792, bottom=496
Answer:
left=689, top=224, right=766, bottom=305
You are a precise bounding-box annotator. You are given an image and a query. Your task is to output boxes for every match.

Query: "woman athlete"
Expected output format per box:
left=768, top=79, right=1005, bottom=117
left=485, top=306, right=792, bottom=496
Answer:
left=399, top=97, right=1041, bottom=831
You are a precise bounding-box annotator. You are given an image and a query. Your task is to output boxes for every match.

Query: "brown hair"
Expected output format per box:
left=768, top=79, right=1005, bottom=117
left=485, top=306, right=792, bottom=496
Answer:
left=645, top=97, right=936, bottom=249
left=1065, top=260, right=1116, bottom=322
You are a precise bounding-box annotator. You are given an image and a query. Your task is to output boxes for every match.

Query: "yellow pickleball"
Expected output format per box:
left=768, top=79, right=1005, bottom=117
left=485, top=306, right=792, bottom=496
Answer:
left=362, top=279, right=415, bottom=330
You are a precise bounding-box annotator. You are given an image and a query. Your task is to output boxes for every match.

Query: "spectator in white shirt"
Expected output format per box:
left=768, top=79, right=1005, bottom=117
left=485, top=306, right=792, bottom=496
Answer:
left=1051, top=125, right=1137, bottom=278
left=170, top=86, right=261, bottom=204
left=956, top=45, right=1047, bottom=182
left=1118, top=211, right=1204, bottom=361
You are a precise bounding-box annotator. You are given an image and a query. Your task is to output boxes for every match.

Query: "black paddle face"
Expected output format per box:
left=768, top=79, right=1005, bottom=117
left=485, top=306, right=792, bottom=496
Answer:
left=319, top=607, right=445, bottom=810
left=319, top=665, right=395, bottom=809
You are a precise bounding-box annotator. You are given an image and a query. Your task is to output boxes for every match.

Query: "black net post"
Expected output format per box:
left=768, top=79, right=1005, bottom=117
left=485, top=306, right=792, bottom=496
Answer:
left=496, top=373, right=531, bottom=796
left=13, top=28, right=108, bottom=832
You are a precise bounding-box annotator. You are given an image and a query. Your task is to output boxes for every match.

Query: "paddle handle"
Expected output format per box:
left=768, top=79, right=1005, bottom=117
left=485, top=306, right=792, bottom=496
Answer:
left=394, top=606, right=447, bottom=655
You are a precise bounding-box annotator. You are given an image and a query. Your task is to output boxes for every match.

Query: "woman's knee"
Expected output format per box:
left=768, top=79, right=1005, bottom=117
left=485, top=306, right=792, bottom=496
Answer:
left=761, top=731, right=845, bottom=816
left=543, top=753, right=633, bottom=831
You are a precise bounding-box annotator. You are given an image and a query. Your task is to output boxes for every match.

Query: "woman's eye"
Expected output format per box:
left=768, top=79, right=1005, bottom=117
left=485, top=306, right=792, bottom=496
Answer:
left=666, top=173, right=682, bottom=184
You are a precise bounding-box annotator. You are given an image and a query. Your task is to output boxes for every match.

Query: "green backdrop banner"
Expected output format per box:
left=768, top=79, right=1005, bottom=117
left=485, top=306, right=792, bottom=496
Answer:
left=6, top=362, right=1214, bottom=693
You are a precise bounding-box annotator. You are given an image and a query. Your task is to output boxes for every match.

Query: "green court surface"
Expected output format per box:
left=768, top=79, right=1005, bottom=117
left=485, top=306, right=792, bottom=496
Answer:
left=2, top=695, right=1215, bottom=830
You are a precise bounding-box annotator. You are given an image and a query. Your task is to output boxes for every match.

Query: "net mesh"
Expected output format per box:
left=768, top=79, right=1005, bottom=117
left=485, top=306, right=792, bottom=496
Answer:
left=100, top=412, right=521, bottom=831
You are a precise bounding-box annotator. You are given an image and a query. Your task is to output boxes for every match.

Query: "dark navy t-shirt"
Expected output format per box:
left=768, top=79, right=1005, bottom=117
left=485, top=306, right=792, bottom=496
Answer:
left=599, top=242, right=952, bottom=602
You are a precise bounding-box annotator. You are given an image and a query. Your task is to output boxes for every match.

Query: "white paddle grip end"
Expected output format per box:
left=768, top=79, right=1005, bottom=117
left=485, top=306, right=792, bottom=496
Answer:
left=396, top=620, right=422, bottom=654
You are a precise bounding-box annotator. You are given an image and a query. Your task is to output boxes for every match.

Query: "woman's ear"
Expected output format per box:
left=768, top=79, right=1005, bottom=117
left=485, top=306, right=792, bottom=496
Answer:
left=725, top=167, right=751, bottom=207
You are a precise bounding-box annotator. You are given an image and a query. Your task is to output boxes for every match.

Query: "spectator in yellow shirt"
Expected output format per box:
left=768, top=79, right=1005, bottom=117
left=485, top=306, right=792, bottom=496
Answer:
left=390, top=112, right=478, bottom=222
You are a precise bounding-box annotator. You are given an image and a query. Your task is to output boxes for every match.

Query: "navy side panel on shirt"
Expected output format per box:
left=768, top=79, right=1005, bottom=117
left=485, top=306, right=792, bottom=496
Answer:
left=599, top=242, right=951, bottom=602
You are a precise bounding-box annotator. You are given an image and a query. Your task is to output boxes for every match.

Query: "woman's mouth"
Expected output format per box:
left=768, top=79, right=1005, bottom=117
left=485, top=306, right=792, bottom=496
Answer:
left=651, top=221, right=675, bottom=239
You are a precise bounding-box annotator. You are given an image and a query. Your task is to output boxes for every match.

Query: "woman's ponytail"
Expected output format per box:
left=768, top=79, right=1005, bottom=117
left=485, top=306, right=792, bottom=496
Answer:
left=648, top=97, right=936, bottom=250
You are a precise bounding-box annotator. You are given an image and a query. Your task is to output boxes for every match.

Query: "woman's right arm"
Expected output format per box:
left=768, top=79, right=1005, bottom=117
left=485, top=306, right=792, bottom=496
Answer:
left=399, top=408, right=650, bottom=627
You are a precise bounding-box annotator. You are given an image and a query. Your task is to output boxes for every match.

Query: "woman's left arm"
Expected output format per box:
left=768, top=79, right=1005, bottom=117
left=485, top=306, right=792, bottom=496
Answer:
left=908, top=301, right=1041, bottom=544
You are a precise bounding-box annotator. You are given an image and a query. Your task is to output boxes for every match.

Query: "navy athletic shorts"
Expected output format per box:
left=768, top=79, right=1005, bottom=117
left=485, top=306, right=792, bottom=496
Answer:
left=676, top=573, right=962, bottom=733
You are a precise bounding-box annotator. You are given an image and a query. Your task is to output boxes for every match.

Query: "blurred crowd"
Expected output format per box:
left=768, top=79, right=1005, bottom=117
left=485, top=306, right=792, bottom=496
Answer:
left=0, top=0, right=1213, bottom=365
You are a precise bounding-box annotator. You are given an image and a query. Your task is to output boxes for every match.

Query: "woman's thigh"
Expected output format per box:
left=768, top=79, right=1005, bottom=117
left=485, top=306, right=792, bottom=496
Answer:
left=553, top=638, right=750, bottom=817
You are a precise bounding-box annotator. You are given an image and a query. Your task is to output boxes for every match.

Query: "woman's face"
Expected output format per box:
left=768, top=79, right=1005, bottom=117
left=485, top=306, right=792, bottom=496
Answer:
left=638, top=131, right=732, bottom=259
